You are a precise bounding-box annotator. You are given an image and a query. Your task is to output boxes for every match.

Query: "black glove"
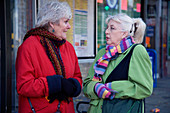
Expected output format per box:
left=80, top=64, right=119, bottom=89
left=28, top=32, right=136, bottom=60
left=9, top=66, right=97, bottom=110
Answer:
left=61, top=79, right=76, bottom=97
left=61, top=78, right=81, bottom=97
left=46, top=75, right=66, bottom=103
left=46, top=76, right=81, bottom=103
left=46, top=75, right=63, bottom=96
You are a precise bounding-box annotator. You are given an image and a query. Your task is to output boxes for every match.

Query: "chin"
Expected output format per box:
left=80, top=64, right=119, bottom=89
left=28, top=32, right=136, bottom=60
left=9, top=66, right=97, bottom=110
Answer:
left=106, top=42, right=111, bottom=45
left=62, top=37, right=67, bottom=40
left=62, top=34, right=67, bottom=40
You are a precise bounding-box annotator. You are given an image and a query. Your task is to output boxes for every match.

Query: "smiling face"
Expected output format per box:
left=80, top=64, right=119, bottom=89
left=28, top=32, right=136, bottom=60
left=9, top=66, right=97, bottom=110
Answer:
left=105, top=20, right=127, bottom=46
left=50, top=17, right=71, bottom=40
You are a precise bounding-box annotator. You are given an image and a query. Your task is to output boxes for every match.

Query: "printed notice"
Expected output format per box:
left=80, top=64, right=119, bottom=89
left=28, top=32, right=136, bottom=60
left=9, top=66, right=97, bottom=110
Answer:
left=74, top=10, right=88, bottom=57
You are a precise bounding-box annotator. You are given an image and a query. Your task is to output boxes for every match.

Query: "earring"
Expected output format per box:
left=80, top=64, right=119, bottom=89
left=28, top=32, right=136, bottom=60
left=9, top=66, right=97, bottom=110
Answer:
left=52, top=29, right=55, bottom=33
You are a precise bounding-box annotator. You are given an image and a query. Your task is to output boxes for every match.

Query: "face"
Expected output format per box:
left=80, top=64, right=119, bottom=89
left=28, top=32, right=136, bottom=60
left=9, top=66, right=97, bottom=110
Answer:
left=51, top=17, right=71, bottom=40
left=105, top=20, right=125, bottom=46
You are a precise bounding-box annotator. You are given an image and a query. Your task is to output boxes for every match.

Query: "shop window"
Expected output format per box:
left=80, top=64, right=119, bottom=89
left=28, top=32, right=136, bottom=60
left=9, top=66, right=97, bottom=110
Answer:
left=97, top=0, right=141, bottom=51
left=121, top=0, right=141, bottom=17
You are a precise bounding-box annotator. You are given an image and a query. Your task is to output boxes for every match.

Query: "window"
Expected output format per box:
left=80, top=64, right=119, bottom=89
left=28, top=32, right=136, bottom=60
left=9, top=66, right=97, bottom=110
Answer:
left=97, top=0, right=141, bottom=51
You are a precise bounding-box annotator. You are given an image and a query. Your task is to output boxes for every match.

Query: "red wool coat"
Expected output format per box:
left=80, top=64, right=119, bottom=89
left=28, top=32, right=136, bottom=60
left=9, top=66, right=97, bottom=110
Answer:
left=15, top=36, right=82, bottom=113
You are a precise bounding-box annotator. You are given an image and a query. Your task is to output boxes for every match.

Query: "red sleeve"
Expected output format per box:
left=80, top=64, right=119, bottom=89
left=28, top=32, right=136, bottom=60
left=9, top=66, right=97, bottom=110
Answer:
left=15, top=40, right=49, bottom=97
left=73, top=54, right=82, bottom=88
left=66, top=41, right=82, bottom=88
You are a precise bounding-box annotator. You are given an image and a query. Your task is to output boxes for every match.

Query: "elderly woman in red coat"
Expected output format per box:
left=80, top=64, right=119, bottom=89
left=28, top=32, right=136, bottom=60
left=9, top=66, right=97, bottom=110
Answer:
left=15, top=1, right=82, bottom=113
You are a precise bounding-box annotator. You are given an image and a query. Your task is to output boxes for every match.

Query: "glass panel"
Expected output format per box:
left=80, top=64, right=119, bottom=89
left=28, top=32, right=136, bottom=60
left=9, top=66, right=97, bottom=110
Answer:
left=97, top=0, right=119, bottom=51
left=97, top=0, right=141, bottom=51
left=121, top=0, right=141, bottom=17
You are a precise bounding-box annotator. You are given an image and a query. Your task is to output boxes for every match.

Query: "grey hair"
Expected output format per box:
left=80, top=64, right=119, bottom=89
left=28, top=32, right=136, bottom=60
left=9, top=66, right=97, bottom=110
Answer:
left=35, top=0, right=72, bottom=28
left=106, top=13, right=146, bottom=43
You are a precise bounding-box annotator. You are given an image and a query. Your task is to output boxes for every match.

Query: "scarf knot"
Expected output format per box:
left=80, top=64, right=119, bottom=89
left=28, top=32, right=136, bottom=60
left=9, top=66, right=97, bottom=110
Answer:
left=92, top=36, right=135, bottom=82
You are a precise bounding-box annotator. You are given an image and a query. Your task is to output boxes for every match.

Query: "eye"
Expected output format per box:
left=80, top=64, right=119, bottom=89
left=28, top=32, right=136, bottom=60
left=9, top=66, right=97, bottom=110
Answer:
left=109, top=25, right=115, bottom=30
left=110, top=27, right=115, bottom=30
left=64, top=19, right=69, bottom=24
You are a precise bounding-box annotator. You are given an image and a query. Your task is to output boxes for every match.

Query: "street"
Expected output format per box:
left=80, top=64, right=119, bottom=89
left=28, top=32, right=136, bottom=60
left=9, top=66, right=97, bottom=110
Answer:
left=145, top=76, right=170, bottom=113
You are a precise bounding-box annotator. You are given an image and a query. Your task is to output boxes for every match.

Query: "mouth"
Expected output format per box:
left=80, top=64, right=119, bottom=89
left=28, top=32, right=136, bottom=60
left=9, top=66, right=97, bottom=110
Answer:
left=106, top=36, right=110, bottom=41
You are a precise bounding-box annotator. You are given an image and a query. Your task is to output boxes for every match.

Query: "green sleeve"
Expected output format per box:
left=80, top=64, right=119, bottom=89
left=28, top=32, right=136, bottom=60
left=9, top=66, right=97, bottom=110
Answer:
left=83, top=48, right=105, bottom=99
left=111, top=45, right=153, bottom=99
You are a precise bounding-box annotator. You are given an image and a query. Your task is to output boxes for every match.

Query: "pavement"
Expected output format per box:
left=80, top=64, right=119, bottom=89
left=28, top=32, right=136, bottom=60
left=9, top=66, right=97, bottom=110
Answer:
left=74, top=76, right=170, bottom=113
left=145, top=76, right=170, bottom=113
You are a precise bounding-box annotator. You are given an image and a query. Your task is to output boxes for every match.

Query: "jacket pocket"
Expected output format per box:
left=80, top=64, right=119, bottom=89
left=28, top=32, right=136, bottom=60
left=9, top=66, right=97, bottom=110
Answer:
left=88, top=99, right=103, bottom=113
left=29, top=97, right=49, bottom=112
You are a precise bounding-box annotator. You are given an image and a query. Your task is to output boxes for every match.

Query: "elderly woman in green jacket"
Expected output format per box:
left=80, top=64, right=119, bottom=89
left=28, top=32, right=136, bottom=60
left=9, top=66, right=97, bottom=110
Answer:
left=83, top=13, right=153, bottom=113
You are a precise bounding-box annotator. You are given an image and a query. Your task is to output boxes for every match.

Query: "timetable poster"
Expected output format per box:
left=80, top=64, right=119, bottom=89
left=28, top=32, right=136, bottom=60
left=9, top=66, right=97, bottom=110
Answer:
left=74, top=10, right=88, bottom=57
left=74, top=0, right=89, bottom=57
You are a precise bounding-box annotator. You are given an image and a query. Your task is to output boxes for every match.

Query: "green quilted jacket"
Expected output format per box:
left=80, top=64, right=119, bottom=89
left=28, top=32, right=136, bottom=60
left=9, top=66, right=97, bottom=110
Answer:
left=83, top=44, right=153, bottom=113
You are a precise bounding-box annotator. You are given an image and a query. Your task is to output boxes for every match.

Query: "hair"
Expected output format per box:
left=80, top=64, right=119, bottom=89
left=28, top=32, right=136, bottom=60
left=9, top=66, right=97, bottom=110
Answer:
left=35, top=0, right=72, bottom=28
left=106, top=13, right=146, bottom=43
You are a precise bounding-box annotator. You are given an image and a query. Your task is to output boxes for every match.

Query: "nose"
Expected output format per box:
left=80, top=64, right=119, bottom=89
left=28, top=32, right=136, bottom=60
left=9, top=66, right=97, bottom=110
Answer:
left=105, top=28, right=109, bottom=34
left=67, top=23, right=71, bottom=29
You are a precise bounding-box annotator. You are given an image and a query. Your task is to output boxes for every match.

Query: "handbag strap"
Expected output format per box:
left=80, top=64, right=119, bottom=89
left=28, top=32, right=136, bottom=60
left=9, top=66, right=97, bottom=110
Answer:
left=27, top=97, right=36, bottom=113
left=55, top=101, right=61, bottom=113
left=27, top=97, right=61, bottom=113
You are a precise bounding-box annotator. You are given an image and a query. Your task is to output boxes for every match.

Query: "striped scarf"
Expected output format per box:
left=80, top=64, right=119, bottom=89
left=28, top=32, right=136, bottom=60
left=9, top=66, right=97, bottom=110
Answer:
left=23, top=27, right=66, bottom=77
left=93, top=36, right=135, bottom=82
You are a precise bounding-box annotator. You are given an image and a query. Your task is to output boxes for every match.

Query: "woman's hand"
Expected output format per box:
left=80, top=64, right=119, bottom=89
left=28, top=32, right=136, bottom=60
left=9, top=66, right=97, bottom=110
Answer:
left=61, top=79, right=76, bottom=97
left=61, top=78, right=81, bottom=97
left=46, top=75, right=81, bottom=103
left=95, top=83, right=118, bottom=99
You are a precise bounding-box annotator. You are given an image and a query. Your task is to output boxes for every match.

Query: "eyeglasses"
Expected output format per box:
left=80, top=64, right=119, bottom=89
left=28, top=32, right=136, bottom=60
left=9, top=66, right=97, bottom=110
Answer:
left=104, top=26, right=124, bottom=32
